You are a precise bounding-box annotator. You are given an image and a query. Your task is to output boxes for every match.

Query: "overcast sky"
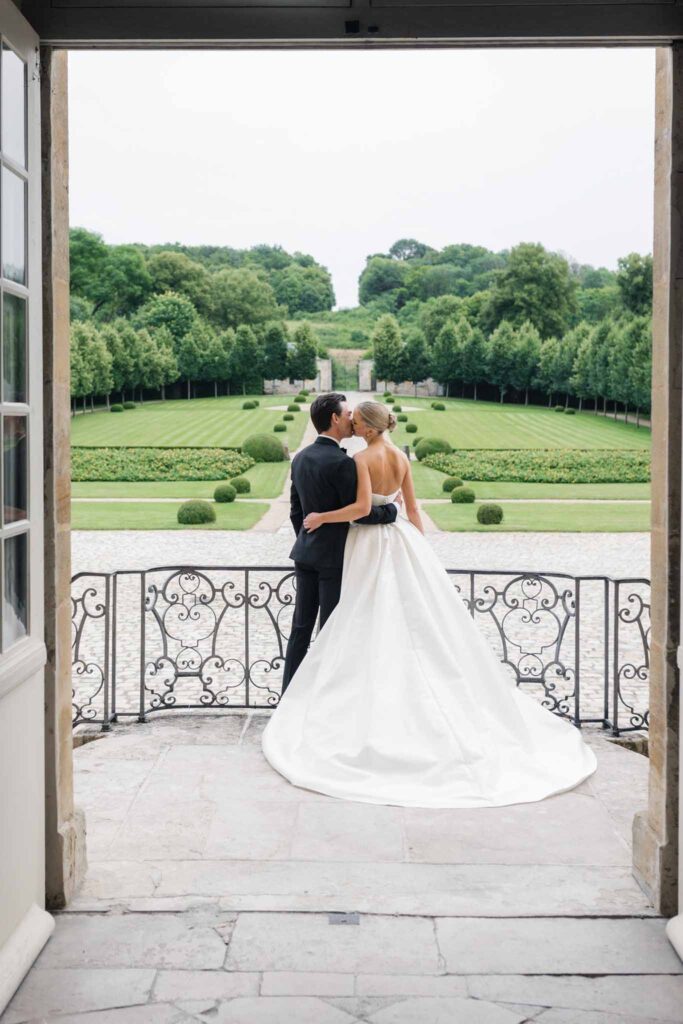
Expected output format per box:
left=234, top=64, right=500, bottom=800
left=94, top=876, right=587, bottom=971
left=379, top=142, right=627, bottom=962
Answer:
left=68, top=48, right=656, bottom=309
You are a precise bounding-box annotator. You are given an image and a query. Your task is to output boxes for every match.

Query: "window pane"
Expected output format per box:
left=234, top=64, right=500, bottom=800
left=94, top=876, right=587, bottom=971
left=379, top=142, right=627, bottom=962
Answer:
left=3, top=415, right=27, bottom=524
left=2, top=292, right=26, bottom=402
left=3, top=531, right=27, bottom=648
left=2, top=45, right=26, bottom=168
left=2, top=167, right=26, bottom=285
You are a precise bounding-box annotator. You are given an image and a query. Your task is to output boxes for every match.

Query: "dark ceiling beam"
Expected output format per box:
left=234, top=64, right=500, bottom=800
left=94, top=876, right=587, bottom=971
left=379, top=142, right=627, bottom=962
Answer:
left=21, top=1, right=683, bottom=46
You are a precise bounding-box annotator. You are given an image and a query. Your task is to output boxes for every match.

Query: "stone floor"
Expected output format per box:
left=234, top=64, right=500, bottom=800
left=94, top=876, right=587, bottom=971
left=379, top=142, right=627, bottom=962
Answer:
left=3, top=713, right=682, bottom=1024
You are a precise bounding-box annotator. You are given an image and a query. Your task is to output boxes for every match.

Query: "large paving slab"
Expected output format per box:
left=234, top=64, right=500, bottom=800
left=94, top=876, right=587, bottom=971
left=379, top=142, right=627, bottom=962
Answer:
left=365, top=997, right=528, bottom=1024
left=436, top=918, right=683, bottom=975
left=0, top=968, right=155, bottom=1023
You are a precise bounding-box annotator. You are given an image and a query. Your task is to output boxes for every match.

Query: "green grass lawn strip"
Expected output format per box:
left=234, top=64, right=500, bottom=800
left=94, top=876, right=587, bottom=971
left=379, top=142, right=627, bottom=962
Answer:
left=427, top=501, right=650, bottom=533
left=71, top=500, right=270, bottom=531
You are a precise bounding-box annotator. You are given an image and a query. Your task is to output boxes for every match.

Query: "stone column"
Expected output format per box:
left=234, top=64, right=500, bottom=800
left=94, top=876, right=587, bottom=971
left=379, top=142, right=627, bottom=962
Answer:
left=633, top=45, right=681, bottom=922
left=41, top=47, right=87, bottom=909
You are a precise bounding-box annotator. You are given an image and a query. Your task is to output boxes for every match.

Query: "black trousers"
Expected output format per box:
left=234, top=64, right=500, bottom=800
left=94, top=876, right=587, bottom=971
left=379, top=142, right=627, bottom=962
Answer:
left=281, top=561, right=343, bottom=694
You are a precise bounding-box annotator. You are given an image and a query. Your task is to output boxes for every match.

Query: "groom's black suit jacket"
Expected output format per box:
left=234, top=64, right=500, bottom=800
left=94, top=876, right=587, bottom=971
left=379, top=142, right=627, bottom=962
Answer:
left=289, top=435, right=398, bottom=570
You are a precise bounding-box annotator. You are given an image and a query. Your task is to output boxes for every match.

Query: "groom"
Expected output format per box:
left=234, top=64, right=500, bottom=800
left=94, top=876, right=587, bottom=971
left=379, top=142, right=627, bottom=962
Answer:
left=281, top=392, right=398, bottom=693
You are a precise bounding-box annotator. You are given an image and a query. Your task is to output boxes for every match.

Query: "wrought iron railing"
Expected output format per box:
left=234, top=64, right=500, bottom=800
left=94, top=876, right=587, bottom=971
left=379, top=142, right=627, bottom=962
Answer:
left=71, top=565, right=650, bottom=736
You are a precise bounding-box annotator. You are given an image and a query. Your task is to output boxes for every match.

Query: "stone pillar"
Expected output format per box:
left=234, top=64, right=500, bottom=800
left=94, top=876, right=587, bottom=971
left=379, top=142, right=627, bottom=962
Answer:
left=633, top=46, right=681, bottom=922
left=41, top=47, right=87, bottom=909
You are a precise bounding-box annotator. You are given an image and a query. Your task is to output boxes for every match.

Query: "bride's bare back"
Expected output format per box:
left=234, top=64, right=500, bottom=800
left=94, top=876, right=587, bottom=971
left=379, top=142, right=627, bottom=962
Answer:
left=357, top=438, right=409, bottom=495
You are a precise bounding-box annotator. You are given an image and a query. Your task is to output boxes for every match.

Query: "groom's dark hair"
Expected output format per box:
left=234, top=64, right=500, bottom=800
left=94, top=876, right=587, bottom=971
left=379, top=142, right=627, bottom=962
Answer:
left=310, top=392, right=346, bottom=434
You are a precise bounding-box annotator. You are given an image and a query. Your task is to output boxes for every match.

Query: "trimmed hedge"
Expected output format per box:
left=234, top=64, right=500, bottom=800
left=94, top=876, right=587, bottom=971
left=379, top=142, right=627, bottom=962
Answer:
left=122, top=401, right=136, bottom=410
left=274, top=423, right=287, bottom=432
left=451, top=486, right=476, bottom=504
left=405, top=423, right=418, bottom=434
left=385, top=396, right=395, bottom=404
left=230, top=476, right=251, bottom=494
left=110, top=404, right=123, bottom=413
left=243, top=433, right=287, bottom=462
left=397, top=414, right=408, bottom=422
left=424, top=449, right=651, bottom=484
left=294, top=394, right=306, bottom=403
left=243, top=400, right=257, bottom=410
left=415, top=437, right=452, bottom=462
left=432, top=402, right=446, bottom=411
left=72, top=447, right=254, bottom=482
left=283, top=413, right=294, bottom=421
left=477, top=503, right=504, bottom=524
left=442, top=476, right=463, bottom=492
left=286, top=404, right=300, bottom=412
left=177, top=500, right=216, bottom=525
left=565, top=408, right=576, bottom=415
left=214, top=483, right=236, bottom=503
left=393, top=404, right=402, bottom=413
left=554, top=405, right=565, bottom=413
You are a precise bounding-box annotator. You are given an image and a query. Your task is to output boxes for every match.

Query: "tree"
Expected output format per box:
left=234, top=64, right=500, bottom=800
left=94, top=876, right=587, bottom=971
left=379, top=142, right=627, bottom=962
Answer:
left=358, top=257, right=407, bottom=305
left=402, top=330, right=432, bottom=396
left=100, top=322, right=134, bottom=401
left=388, top=238, right=431, bottom=261
left=88, top=330, right=114, bottom=408
left=90, top=245, right=153, bottom=319
left=150, top=326, right=181, bottom=399
left=176, top=326, right=204, bottom=400
left=586, top=318, right=616, bottom=413
left=419, top=295, right=464, bottom=346
left=535, top=336, right=562, bottom=405
left=556, top=323, right=589, bottom=407
left=570, top=334, right=593, bottom=412
left=147, top=251, right=212, bottom=316
left=616, top=253, right=653, bottom=315
left=288, top=322, right=319, bottom=384
left=431, top=321, right=460, bottom=397
left=262, top=322, right=289, bottom=386
left=210, top=268, right=279, bottom=329
left=628, top=316, right=652, bottom=426
left=486, top=321, right=518, bottom=403
left=460, top=325, right=487, bottom=401
left=371, top=314, right=404, bottom=384
left=607, top=319, right=635, bottom=419
left=271, top=265, right=335, bottom=314
left=230, top=324, right=263, bottom=394
left=70, top=322, right=93, bottom=414
left=482, top=242, right=578, bottom=339
left=134, top=291, right=198, bottom=345
left=69, top=228, right=109, bottom=299
left=510, top=320, right=541, bottom=405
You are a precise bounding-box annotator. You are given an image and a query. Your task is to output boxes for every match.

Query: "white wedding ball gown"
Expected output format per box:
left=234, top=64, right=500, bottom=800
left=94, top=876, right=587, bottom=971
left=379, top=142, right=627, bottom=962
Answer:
left=262, top=492, right=597, bottom=808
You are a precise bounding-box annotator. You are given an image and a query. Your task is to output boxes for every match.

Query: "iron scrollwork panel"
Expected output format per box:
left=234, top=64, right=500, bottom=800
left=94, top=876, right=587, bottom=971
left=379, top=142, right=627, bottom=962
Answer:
left=71, top=572, right=110, bottom=726
left=613, top=579, right=650, bottom=734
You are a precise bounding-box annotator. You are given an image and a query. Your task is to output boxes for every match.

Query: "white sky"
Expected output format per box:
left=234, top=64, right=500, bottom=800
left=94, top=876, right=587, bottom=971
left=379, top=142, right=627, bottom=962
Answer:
left=68, top=48, right=656, bottom=309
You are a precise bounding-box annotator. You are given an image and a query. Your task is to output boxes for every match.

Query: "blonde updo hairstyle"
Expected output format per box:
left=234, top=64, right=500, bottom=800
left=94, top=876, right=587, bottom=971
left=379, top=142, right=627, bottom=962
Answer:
left=355, top=400, right=397, bottom=435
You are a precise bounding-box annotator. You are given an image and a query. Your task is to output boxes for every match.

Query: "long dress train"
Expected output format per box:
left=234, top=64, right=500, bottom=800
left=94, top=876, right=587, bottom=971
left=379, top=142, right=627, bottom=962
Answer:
left=261, top=493, right=597, bottom=808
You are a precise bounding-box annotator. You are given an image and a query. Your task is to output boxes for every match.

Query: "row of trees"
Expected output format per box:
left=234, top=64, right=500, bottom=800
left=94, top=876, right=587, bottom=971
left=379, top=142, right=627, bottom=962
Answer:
left=70, top=229, right=335, bottom=324
left=70, top=308, right=320, bottom=411
left=371, top=310, right=652, bottom=423
left=360, top=240, right=652, bottom=344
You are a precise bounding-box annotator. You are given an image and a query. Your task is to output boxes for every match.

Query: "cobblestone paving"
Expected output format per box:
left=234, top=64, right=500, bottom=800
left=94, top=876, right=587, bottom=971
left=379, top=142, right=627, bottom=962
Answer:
left=71, top=531, right=650, bottom=734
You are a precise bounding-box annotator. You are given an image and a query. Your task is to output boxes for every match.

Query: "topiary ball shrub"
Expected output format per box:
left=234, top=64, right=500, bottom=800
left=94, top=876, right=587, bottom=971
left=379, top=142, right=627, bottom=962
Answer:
left=122, top=401, right=136, bottom=410
left=243, top=433, right=287, bottom=463
left=214, top=483, right=236, bottom=503
left=177, top=500, right=216, bottom=525
left=554, top=405, right=565, bottom=413
left=393, top=404, right=402, bottom=413
left=413, top=436, right=423, bottom=447
left=451, top=486, right=476, bottom=504
left=397, top=414, right=408, bottom=422
left=294, top=395, right=306, bottom=403
left=110, top=404, right=124, bottom=413
left=415, top=437, right=452, bottom=462
left=442, top=476, right=463, bottom=493
left=477, top=503, right=504, bottom=524
left=300, top=388, right=309, bottom=396
left=405, top=423, right=418, bottom=434
left=253, top=399, right=260, bottom=406
left=286, top=404, right=300, bottom=412
left=242, top=400, right=257, bottom=410
left=383, top=390, right=392, bottom=397
left=433, top=402, right=446, bottom=411
left=274, top=422, right=287, bottom=432
left=385, top=396, right=395, bottom=404
left=230, top=476, right=251, bottom=494
left=564, top=408, right=576, bottom=415
left=283, top=413, right=294, bottom=421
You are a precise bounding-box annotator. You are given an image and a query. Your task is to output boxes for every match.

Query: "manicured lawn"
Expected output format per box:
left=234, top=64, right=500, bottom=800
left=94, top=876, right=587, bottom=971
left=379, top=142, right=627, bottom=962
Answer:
left=70, top=395, right=308, bottom=449
left=427, top=501, right=651, bottom=533
left=389, top=398, right=650, bottom=451
left=71, top=462, right=290, bottom=501
left=409, top=463, right=650, bottom=501
left=71, top=500, right=270, bottom=531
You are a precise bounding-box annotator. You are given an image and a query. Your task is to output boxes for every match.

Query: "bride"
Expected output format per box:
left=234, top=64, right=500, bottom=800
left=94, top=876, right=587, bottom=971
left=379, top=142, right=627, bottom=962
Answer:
left=261, top=400, right=596, bottom=808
